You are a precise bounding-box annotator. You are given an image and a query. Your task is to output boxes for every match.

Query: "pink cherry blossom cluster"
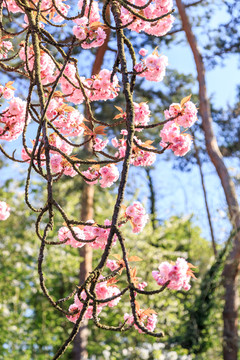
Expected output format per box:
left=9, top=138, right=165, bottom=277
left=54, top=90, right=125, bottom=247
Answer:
left=50, top=154, right=78, bottom=177
left=106, top=259, right=120, bottom=271
left=3, top=0, right=23, bottom=14
left=47, top=98, right=85, bottom=137
left=125, top=202, right=149, bottom=233
left=58, top=226, right=85, bottom=248
left=93, top=137, right=109, bottom=151
left=49, top=133, right=79, bottom=177
left=21, top=146, right=46, bottom=165
left=82, top=164, right=119, bottom=188
left=152, top=257, right=195, bottom=291
left=160, top=100, right=198, bottom=156
left=160, top=121, right=192, bottom=156
left=59, top=64, right=85, bottom=104
left=0, top=97, right=29, bottom=141
left=77, top=0, right=101, bottom=23
left=134, top=102, right=151, bottom=129
left=88, top=69, right=120, bottom=101
left=59, top=220, right=117, bottom=250
left=134, top=52, right=168, bottom=82
left=113, top=102, right=150, bottom=130
left=0, top=83, right=14, bottom=100
left=21, top=133, right=78, bottom=177
left=0, top=201, right=10, bottom=221
left=112, top=134, right=156, bottom=167
left=120, top=0, right=174, bottom=37
left=132, top=137, right=157, bottom=166
left=19, top=46, right=56, bottom=85
left=83, top=219, right=117, bottom=250
left=49, top=133, right=73, bottom=155
left=0, top=40, right=13, bottom=59
left=164, top=101, right=198, bottom=128
left=73, top=17, right=107, bottom=49
left=124, top=311, right=157, bottom=334
left=4, top=0, right=69, bottom=23
left=67, top=279, right=121, bottom=323
left=59, top=65, right=119, bottom=104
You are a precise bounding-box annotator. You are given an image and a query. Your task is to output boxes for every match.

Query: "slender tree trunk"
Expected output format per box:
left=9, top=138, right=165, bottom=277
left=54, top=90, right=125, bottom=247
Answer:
left=72, top=178, right=94, bottom=360
left=175, top=1, right=240, bottom=359
left=72, top=7, right=111, bottom=360
left=192, top=136, right=217, bottom=256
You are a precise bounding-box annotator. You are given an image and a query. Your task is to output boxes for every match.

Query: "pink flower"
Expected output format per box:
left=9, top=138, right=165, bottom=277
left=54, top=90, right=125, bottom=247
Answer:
left=93, top=138, right=108, bottom=151
left=9, top=97, right=26, bottom=116
left=82, top=167, right=99, bottom=184
left=146, top=314, right=157, bottom=331
left=134, top=102, right=151, bottom=128
left=58, top=226, right=86, bottom=248
left=152, top=257, right=195, bottom=291
left=0, top=40, right=13, bottom=59
left=164, top=101, right=198, bottom=128
left=138, top=281, right=148, bottom=291
left=120, top=129, right=128, bottom=136
left=67, top=294, right=103, bottom=323
left=19, top=45, right=56, bottom=84
left=0, top=201, right=10, bottom=220
left=99, top=164, right=119, bottom=188
left=124, top=307, right=157, bottom=334
left=66, top=277, right=122, bottom=324
left=125, top=202, right=148, bottom=233
left=50, top=154, right=63, bottom=174
left=0, top=97, right=29, bottom=141
left=49, top=133, right=73, bottom=155
left=0, top=85, right=14, bottom=100
left=160, top=121, right=180, bottom=143
left=139, top=48, right=148, bottom=56
left=171, top=133, right=192, bottom=156
left=160, top=121, right=192, bottom=156
left=119, top=0, right=174, bottom=37
left=106, top=259, right=119, bottom=271
left=134, top=53, right=168, bottom=82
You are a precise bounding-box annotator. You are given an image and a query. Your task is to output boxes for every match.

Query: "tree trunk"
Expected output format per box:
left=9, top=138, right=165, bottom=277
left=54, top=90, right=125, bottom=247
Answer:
left=72, top=6, right=111, bottom=360
left=175, top=1, right=240, bottom=359
left=72, top=179, right=94, bottom=360
left=192, top=135, right=217, bottom=256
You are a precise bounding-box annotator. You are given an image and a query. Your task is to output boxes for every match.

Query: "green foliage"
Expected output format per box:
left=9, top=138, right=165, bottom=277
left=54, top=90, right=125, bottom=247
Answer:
left=171, top=234, right=233, bottom=358
left=0, top=177, right=220, bottom=360
left=86, top=208, right=216, bottom=359
left=0, top=180, right=80, bottom=360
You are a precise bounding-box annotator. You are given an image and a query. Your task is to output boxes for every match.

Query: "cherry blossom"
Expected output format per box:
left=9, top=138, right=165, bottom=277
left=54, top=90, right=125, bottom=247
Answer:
left=134, top=51, right=168, bottom=82
left=0, top=40, right=13, bottom=59
left=160, top=121, right=193, bottom=156
left=0, top=97, right=29, bottom=141
left=164, top=100, right=198, bottom=128
left=120, top=0, right=174, bottom=37
left=152, top=257, right=195, bottom=291
left=58, top=226, right=86, bottom=248
left=99, top=164, right=119, bottom=188
left=0, top=201, right=10, bottom=221
left=125, top=202, right=149, bottom=233
left=73, top=17, right=107, bottom=49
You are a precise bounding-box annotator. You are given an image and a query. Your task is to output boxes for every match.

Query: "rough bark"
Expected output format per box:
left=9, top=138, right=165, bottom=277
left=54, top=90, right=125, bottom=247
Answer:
left=72, top=6, right=111, bottom=360
left=175, top=1, right=240, bottom=359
